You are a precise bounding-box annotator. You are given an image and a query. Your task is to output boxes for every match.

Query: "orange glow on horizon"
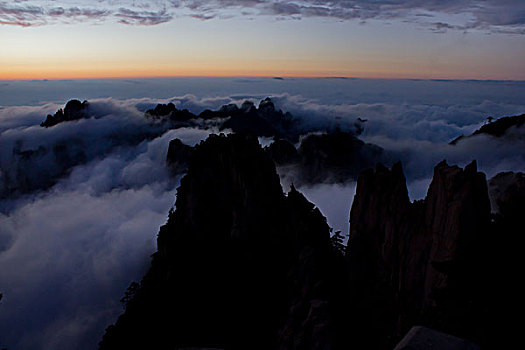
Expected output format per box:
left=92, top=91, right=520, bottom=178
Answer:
left=2, top=67, right=522, bottom=81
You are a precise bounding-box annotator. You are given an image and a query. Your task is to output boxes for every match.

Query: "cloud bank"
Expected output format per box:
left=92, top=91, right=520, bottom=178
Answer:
left=1, top=0, right=524, bottom=33
left=0, top=99, right=217, bottom=349
left=0, top=79, right=524, bottom=349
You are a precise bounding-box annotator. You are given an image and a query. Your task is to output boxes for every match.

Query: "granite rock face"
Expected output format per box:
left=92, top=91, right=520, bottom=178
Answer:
left=99, top=133, right=348, bottom=350
left=346, top=160, right=491, bottom=348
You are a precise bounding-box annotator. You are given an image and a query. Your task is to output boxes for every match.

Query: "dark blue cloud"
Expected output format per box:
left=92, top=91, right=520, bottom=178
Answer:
left=0, top=0, right=524, bottom=33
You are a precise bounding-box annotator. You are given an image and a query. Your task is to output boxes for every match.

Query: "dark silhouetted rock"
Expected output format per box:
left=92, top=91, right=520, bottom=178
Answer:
left=346, top=160, right=491, bottom=348
left=297, top=131, right=384, bottom=183
left=41, top=99, right=90, bottom=127
left=264, top=139, right=299, bottom=165
left=145, top=98, right=298, bottom=140
left=100, top=133, right=349, bottom=350
left=486, top=171, right=525, bottom=349
left=198, top=104, right=240, bottom=120
left=488, top=171, right=525, bottom=216
left=0, top=140, right=86, bottom=198
left=393, top=326, right=480, bottom=350
left=166, top=138, right=193, bottom=174
left=450, top=114, right=525, bottom=144
left=221, top=98, right=297, bottom=141
left=145, top=103, right=195, bottom=123
left=473, top=114, right=525, bottom=137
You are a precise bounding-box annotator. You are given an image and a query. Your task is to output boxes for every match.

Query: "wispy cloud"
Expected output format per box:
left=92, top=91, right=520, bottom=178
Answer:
left=115, top=8, right=172, bottom=25
left=1, top=1, right=524, bottom=31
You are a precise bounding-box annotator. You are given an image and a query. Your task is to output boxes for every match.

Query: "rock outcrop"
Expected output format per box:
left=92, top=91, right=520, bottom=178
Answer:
left=41, top=99, right=90, bottom=127
left=265, top=132, right=384, bottom=185
left=450, top=114, right=525, bottom=144
left=99, top=133, right=348, bottom=350
left=473, top=114, right=525, bottom=138
left=346, top=160, right=491, bottom=348
left=165, top=138, right=193, bottom=175
left=393, top=326, right=480, bottom=350
left=298, top=131, right=384, bottom=183
left=146, top=98, right=298, bottom=141
left=101, top=142, right=524, bottom=349
left=220, top=98, right=296, bottom=140
left=264, top=139, right=300, bottom=165
left=488, top=171, right=525, bottom=216
left=145, top=102, right=195, bottom=123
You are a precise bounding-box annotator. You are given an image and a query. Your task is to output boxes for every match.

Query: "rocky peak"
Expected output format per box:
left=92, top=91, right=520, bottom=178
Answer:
left=100, top=132, right=346, bottom=350
left=450, top=113, right=525, bottom=144
left=41, top=99, right=90, bottom=127
left=258, top=97, right=276, bottom=114
left=264, top=139, right=299, bottom=165
left=488, top=171, right=525, bottom=216
left=297, top=131, right=384, bottom=184
left=346, top=160, right=492, bottom=348
left=165, top=138, right=193, bottom=175
left=218, top=103, right=239, bottom=115
left=473, top=114, right=525, bottom=137
left=145, top=102, right=194, bottom=123
left=240, top=100, right=256, bottom=113
left=147, top=102, right=177, bottom=117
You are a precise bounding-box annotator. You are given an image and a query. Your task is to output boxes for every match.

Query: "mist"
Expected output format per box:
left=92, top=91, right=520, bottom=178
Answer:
left=0, top=78, right=524, bottom=350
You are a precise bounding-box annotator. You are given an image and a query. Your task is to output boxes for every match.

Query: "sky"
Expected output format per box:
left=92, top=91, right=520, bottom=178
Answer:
left=1, top=0, right=525, bottom=80
left=0, top=2, right=525, bottom=349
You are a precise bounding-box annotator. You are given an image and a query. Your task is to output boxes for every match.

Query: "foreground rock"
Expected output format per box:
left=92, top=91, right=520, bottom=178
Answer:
left=99, top=133, right=349, bottom=350
left=393, top=326, right=480, bottom=350
left=346, top=161, right=522, bottom=349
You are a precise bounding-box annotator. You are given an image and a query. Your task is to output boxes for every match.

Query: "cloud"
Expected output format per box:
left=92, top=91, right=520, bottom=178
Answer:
left=0, top=97, right=221, bottom=200
left=1, top=0, right=524, bottom=33
left=115, top=8, right=172, bottom=25
left=0, top=83, right=523, bottom=349
left=0, top=183, right=174, bottom=349
left=0, top=1, right=110, bottom=27
left=0, top=108, right=216, bottom=349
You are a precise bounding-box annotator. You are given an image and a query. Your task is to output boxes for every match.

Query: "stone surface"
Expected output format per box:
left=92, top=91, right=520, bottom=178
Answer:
left=166, top=138, right=193, bottom=174
left=393, top=326, right=480, bottom=350
left=99, top=133, right=348, bottom=350
left=346, top=160, right=491, bottom=348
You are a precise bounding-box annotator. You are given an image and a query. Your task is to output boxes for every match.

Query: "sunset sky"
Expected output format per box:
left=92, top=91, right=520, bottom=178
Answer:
left=1, top=0, right=524, bottom=80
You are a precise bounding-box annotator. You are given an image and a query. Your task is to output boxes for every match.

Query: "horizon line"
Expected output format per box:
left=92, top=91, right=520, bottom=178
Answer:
left=2, top=75, right=525, bottom=83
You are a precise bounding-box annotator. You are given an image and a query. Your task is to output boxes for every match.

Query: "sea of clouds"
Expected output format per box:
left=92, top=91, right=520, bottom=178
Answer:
left=0, top=78, right=524, bottom=349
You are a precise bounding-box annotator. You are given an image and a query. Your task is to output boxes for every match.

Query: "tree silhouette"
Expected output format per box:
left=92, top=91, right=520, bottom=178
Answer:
left=120, top=282, right=140, bottom=309
left=330, top=229, right=346, bottom=255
